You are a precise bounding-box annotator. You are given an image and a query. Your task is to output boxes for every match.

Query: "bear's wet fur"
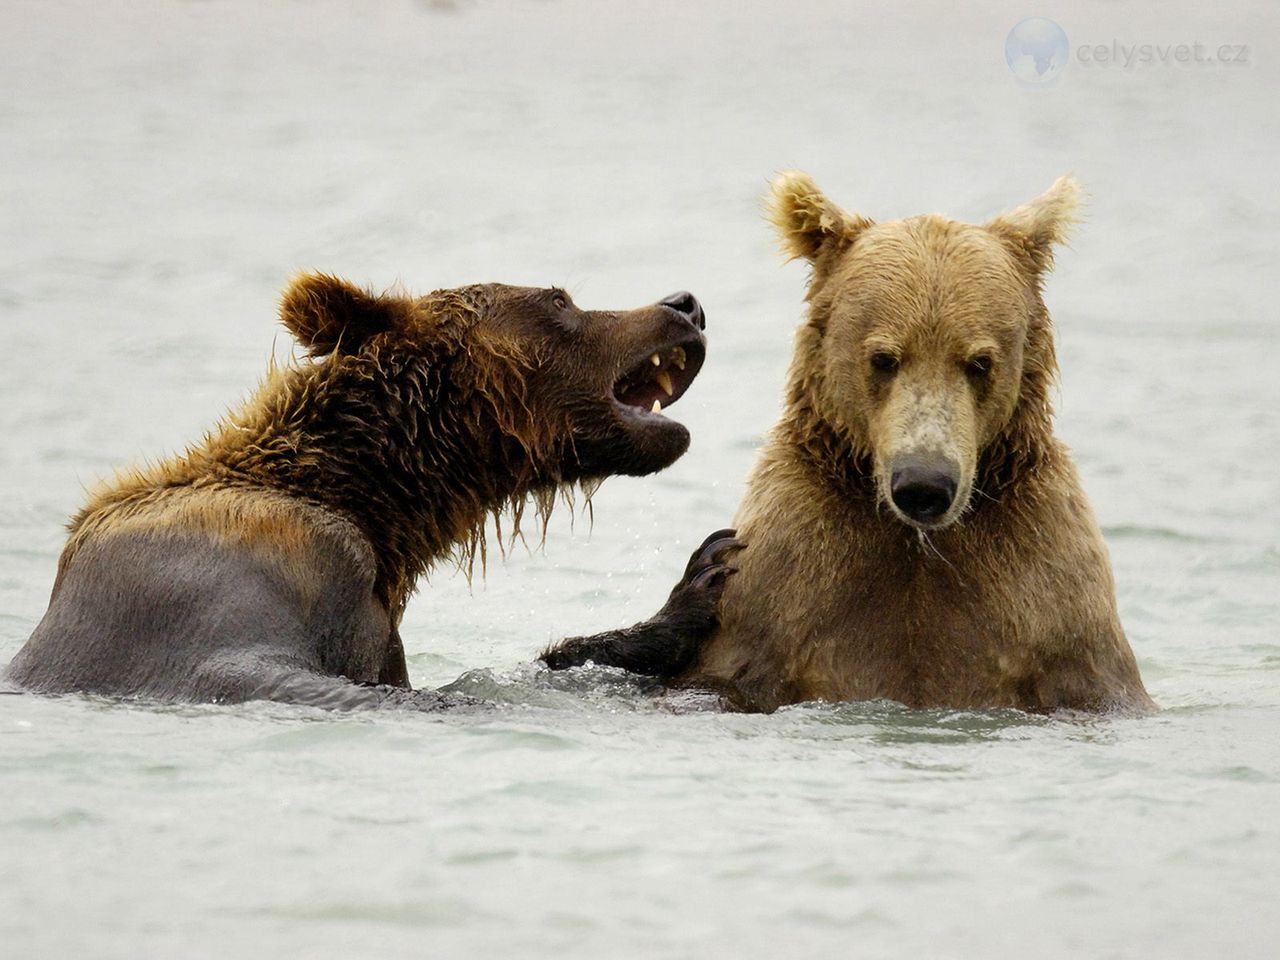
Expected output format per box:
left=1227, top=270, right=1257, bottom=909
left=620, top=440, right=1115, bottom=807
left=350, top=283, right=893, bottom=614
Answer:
left=5, top=275, right=724, bottom=707
left=679, top=173, right=1155, bottom=714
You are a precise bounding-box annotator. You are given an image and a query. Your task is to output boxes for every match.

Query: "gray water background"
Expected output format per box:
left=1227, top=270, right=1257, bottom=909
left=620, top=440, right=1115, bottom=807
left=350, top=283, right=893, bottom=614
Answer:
left=2, top=1, right=1278, bottom=957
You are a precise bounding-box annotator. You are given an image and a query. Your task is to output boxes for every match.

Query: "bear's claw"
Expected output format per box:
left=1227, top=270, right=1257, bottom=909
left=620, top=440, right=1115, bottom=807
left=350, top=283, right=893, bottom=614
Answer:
left=671, top=528, right=743, bottom=608
left=539, top=527, right=744, bottom=679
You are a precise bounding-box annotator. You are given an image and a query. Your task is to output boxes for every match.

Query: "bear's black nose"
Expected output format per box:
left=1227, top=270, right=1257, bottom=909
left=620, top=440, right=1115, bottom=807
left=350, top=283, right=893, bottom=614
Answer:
left=890, top=460, right=958, bottom=525
left=660, top=291, right=705, bottom=330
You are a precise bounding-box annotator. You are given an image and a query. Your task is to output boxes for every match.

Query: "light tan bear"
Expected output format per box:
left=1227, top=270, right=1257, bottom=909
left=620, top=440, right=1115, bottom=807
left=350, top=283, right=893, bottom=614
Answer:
left=678, top=173, right=1155, bottom=714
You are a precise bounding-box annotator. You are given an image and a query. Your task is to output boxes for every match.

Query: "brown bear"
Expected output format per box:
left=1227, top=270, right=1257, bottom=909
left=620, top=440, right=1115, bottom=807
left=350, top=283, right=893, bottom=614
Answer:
left=3, top=275, right=739, bottom=708
left=669, top=173, right=1154, bottom=714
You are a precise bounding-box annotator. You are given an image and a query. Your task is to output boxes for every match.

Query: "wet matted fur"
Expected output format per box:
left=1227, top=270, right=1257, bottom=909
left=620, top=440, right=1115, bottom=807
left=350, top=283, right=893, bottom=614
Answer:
left=5, top=276, right=726, bottom=707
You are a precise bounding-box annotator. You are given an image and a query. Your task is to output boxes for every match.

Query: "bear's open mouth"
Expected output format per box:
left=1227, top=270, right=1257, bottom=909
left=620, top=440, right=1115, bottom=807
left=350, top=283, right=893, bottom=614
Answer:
left=611, top=336, right=706, bottom=419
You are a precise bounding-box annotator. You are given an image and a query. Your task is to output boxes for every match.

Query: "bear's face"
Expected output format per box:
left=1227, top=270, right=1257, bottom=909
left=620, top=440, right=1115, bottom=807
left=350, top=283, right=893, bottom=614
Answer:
left=767, top=172, right=1078, bottom=530
left=814, top=221, right=1032, bottom=529
left=455, top=283, right=709, bottom=479
left=279, top=276, right=707, bottom=481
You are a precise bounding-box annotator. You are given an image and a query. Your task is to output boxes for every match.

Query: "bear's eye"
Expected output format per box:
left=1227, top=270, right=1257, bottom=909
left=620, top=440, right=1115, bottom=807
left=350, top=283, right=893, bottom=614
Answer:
left=965, top=355, right=993, bottom=379
left=545, top=290, right=582, bottom=333
left=869, top=352, right=899, bottom=374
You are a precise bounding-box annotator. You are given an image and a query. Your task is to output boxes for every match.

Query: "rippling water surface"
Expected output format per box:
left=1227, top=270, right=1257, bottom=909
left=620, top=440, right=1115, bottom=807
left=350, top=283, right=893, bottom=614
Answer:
left=2, top=1, right=1277, bottom=957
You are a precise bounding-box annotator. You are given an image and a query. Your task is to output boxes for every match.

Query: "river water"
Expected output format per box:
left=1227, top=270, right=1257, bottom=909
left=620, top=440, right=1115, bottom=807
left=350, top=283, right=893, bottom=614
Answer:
left=2, top=1, right=1277, bottom=957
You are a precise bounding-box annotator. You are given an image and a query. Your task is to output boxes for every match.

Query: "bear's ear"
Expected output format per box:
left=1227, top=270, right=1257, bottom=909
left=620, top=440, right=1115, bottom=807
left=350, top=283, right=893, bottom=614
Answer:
left=279, top=272, right=409, bottom=357
left=985, top=175, right=1082, bottom=274
left=766, top=170, right=873, bottom=264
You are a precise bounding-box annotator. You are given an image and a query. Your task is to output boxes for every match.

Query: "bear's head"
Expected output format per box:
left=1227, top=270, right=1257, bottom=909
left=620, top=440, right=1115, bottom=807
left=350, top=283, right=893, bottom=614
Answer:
left=767, top=171, right=1079, bottom=530
left=278, top=275, right=707, bottom=484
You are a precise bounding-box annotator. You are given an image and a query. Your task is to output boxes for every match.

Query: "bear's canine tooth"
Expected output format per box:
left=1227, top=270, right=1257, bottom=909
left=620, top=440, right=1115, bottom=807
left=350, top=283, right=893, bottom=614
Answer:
left=672, top=346, right=686, bottom=370
left=651, top=353, right=661, bottom=366
left=651, top=399, right=662, bottom=414
left=656, top=371, right=674, bottom=396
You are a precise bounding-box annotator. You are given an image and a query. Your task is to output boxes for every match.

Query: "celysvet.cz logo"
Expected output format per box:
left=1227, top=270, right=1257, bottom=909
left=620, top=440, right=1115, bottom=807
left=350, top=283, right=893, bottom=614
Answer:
left=1005, top=17, right=1251, bottom=84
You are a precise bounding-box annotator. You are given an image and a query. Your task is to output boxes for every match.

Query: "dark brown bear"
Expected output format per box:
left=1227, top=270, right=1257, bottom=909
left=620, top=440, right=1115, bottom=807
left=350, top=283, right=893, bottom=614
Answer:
left=3, top=274, right=737, bottom=708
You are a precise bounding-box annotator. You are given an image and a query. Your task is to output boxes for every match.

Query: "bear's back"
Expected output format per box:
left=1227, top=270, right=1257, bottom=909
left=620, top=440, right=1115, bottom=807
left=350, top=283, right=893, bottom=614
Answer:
left=4, top=487, right=388, bottom=702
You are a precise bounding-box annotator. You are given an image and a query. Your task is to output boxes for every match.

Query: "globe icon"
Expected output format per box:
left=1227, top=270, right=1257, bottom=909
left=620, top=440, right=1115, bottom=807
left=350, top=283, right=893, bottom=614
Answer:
left=1005, top=18, right=1069, bottom=84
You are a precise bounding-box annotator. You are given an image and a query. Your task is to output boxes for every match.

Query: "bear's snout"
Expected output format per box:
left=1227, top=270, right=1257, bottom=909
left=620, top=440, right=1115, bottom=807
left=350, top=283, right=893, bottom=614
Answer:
left=659, top=291, right=705, bottom=331
left=889, top=456, right=959, bottom=526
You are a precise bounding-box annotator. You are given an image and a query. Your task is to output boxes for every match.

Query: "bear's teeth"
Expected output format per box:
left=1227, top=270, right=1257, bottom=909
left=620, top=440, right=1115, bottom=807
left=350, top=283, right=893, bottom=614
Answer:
left=655, top=371, right=674, bottom=396
left=672, top=347, right=686, bottom=370
left=651, top=354, right=661, bottom=366
left=651, top=399, right=663, bottom=414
